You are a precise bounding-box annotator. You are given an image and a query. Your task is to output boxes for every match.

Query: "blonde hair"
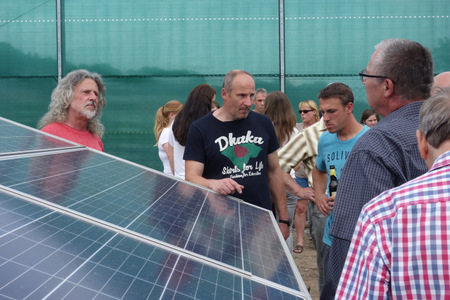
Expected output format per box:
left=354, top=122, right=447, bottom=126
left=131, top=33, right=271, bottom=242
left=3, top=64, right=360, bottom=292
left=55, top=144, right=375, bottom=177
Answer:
left=299, top=100, right=320, bottom=123
left=154, top=100, right=183, bottom=144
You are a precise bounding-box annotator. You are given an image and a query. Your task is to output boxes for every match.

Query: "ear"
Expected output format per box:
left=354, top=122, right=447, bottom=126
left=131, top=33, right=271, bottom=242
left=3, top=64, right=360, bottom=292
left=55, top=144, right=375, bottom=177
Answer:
left=64, top=99, right=71, bottom=109
left=345, top=102, right=354, bottom=114
left=416, top=130, right=428, bottom=161
left=383, top=79, right=395, bottom=98
left=221, top=88, right=227, bottom=101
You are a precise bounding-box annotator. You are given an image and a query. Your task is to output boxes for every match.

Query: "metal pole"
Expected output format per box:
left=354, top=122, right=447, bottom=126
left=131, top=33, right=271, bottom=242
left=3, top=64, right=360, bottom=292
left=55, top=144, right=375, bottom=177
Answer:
left=56, top=0, right=62, bottom=81
left=279, top=0, right=285, bottom=92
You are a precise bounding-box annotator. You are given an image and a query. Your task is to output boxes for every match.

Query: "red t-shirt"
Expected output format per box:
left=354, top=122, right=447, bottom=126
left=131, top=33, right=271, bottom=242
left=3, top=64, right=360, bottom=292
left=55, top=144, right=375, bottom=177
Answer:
left=42, top=122, right=104, bottom=152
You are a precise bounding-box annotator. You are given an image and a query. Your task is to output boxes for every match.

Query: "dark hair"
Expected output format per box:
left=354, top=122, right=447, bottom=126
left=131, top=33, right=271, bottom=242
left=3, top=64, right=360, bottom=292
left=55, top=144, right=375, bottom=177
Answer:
left=318, top=83, right=354, bottom=106
left=263, top=91, right=297, bottom=145
left=419, top=86, right=450, bottom=148
left=360, top=108, right=380, bottom=123
left=172, top=84, right=216, bottom=146
left=372, top=39, right=433, bottom=101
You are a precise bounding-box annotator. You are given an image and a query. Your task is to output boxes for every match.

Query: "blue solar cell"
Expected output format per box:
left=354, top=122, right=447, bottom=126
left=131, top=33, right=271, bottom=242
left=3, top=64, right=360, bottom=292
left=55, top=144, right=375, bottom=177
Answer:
left=0, top=118, right=79, bottom=155
left=0, top=118, right=311, bottom=299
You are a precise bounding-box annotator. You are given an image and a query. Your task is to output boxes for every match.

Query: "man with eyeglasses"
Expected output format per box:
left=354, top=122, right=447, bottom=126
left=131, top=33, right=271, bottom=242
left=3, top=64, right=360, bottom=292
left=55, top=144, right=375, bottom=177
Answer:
left=320, top=39, right=433, bottom=299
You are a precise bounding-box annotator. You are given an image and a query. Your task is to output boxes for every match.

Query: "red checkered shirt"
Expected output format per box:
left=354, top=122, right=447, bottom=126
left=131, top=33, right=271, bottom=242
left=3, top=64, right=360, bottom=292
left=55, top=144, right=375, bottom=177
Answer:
left=336, top=151, right=450, bottom=299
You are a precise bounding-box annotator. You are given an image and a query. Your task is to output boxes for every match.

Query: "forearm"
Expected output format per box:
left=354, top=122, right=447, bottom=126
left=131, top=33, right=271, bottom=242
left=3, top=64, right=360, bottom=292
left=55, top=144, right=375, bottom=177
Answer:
left=185, top=172, right=213, bottom=189
left=284, top=172, right=302, bottom=197
left=269, top=167, right=289, bottom=220
left=312, top=167, right=327, bottom=197
left=312, top=166, right=332, bottom=215
left=283, top=171, right=315, bottom=201
left=185, top=160, right=212, bottom=189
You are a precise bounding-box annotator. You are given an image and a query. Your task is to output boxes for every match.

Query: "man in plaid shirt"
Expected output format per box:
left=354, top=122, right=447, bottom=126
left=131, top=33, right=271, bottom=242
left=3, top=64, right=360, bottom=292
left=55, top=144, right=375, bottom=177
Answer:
left=321, top=39, right=433, bottom=299
left=336, top=86, right=450, bottom=299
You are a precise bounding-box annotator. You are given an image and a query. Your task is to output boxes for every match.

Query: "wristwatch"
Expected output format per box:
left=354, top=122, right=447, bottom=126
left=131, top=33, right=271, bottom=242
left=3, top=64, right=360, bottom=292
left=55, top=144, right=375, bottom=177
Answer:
left=278, top=219, right=291, bottom=226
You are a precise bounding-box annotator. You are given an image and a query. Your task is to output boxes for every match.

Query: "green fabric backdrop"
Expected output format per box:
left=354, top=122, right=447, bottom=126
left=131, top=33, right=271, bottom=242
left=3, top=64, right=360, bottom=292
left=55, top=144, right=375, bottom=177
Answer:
left=1, top=0, right=449, bottom=170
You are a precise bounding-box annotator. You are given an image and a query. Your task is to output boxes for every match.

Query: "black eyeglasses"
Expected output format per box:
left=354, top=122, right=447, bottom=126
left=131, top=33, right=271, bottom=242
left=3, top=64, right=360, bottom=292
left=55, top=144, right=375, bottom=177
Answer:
left=299, top=109, right=314, bottom=114
left=359, top=69, right=396, bottom=84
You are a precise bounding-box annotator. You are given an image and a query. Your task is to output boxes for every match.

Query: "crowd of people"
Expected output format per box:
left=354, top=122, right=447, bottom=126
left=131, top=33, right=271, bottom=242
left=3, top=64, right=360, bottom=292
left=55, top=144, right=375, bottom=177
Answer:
left=38, top=38, right=450, bottom=299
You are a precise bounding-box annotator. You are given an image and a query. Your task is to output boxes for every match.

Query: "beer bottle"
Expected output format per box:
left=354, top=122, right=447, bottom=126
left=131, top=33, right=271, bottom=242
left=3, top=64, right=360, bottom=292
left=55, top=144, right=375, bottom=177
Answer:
left=329, top=165, right=338, bottom=197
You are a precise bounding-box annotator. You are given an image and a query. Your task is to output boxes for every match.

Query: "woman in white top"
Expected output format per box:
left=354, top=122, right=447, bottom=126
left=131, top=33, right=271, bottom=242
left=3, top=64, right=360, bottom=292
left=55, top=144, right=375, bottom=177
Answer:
left=154, top=100, right=183, bottom=175
left=169, top=84, right=216, bottom=180
left=263, top=91, right=298, bottom=253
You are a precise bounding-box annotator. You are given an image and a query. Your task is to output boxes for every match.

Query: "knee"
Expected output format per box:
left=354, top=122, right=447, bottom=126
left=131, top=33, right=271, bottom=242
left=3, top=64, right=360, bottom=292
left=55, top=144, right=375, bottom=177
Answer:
left=296, top=200, right=308, bottom=214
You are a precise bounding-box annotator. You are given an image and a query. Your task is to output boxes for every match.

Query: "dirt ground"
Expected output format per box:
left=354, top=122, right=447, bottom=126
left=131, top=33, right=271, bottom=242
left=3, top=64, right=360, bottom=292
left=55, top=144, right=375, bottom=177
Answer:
left=292, top=226, right=320, bottom=300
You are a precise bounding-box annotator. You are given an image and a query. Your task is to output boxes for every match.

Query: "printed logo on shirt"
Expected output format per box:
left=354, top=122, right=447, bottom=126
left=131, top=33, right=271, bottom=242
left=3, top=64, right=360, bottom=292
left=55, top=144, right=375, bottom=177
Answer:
left=326, top=150, right=350, bottom=163
left=215, top=130, right=264, bottom=178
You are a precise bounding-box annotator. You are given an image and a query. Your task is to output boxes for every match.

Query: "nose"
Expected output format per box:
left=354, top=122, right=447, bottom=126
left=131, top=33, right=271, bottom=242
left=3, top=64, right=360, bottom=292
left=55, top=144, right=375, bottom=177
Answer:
left=89, top=91, right=99, bottom=101
left=244, top=95, right=253, bottom=106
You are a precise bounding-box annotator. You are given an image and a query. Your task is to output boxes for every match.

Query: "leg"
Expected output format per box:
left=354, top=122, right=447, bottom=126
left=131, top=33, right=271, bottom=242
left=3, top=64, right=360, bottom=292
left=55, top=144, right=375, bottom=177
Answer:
left=320, top=237, right=351, bottom=300
left=294, top=199, right=308, bottom=252
left=320, top=243, right=331, bottom=287
left=308, top=200, right=327, bottom=294
left=284, top=190, right=297, bottom=253
left=294, top=176, right=309, bottom=253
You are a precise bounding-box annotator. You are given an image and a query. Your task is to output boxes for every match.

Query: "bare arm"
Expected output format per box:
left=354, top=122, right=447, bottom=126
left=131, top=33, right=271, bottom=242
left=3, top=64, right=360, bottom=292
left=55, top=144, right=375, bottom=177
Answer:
left=283, top=172, right=315, bottom=201
left=185, top=160, right=244, bottom=195
left=312, top=166, right=333, bottom=216
left=162, top=142, right=175, bottom=175
left=267, top=152, right=290, bottom=239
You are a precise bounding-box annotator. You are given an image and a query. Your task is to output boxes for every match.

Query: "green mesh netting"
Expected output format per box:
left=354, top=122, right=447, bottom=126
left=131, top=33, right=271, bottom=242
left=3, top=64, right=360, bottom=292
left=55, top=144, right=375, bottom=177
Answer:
left=1, top=0, right=449, bottom=171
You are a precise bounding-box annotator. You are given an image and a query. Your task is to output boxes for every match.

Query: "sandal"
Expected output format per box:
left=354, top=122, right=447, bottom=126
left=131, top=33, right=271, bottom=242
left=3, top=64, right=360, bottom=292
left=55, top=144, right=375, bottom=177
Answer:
left=293, top=244, right=303, bottom=253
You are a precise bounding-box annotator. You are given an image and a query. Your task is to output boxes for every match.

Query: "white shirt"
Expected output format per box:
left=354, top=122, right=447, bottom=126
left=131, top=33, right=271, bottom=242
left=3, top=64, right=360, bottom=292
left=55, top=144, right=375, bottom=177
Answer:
left=158, top=127, right=172, bottom=175
left=168, top=123, right=186, bottom=180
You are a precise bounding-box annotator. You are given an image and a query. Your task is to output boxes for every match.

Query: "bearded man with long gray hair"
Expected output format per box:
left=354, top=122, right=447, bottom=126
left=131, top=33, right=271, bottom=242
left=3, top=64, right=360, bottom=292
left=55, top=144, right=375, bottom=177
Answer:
left=38, top=69, right=107, bottom=151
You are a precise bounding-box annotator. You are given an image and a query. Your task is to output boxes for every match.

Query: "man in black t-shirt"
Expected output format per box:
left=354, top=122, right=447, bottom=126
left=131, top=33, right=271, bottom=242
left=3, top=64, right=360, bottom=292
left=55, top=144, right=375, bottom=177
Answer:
left=184, top=70, right=290, bottom=239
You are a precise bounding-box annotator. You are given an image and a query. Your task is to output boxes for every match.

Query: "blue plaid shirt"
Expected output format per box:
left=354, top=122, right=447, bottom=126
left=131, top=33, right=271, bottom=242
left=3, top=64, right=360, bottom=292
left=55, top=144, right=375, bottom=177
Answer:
left=330, top=100, right=428, bottom=242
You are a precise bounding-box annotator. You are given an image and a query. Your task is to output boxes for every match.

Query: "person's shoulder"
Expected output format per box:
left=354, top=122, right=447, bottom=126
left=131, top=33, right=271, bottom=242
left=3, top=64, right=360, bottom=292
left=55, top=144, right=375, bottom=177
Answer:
left=42, top=122, right=61, bottom=129
left=353, top=124, right=371, bottom=139
left=191, top=111, right=214, bottom=127
left=355, top=104, right=420, bottom=150
left=159, top=127, right=171, bottom=141
left=248, top=110, right=271, bottom=123
left=41, top=122, right=65, bottom=133
left=294, top=119, right=325, bottom=143
left=161, top=126, right=171, bottom=133
left=381, top=100, right=423, bottom=126
left=363, top=167, right=435, bottom=220
left=318, top=130, right=332, bottom=141
left=306, top=118, right=326, bottom=133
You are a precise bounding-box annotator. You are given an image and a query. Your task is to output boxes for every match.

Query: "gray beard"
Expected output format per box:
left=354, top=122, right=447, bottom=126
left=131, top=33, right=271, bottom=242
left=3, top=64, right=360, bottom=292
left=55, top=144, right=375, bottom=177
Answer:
left=81, top=108, right=96, bottom=119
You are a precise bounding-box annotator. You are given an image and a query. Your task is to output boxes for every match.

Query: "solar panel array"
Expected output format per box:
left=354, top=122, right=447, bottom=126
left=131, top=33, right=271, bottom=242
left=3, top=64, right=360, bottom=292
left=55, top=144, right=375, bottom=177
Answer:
left=0, top=117, right=311, bottom=300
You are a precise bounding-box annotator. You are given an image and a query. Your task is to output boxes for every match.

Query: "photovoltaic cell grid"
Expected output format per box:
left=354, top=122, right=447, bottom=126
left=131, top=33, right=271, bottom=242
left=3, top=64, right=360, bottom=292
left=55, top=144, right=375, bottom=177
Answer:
left=0, top=117, right=311, bottom=299
left=0, top=118, right=80, bottom=156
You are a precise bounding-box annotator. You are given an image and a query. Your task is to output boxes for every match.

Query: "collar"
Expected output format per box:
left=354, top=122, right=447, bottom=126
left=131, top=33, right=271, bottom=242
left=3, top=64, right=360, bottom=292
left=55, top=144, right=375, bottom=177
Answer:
left=430, top=151, right=450, bottom=172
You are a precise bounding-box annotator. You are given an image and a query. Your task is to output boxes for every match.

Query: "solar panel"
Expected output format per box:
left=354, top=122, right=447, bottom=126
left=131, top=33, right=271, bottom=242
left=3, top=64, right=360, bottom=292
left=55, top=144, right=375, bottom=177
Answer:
left=0, top=117, right=311, bottom=299
left=0, top=118, right=81, bottom=156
